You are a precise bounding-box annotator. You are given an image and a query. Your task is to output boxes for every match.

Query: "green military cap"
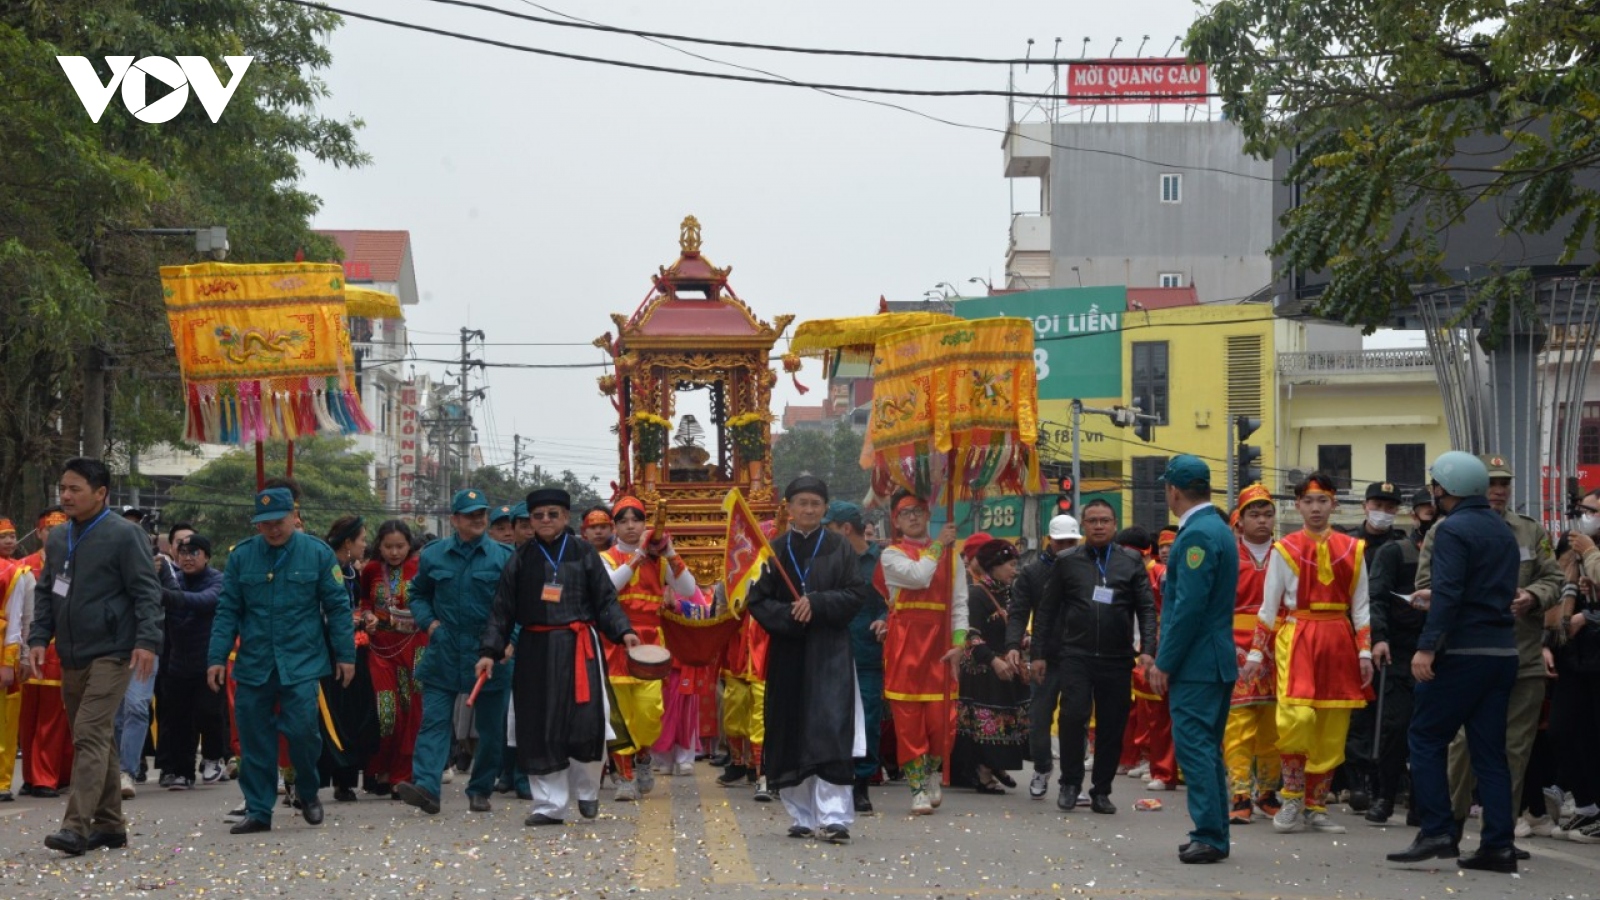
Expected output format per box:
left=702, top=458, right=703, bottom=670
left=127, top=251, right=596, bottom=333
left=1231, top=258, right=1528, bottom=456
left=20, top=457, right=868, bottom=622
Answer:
left=1478, top=454, right=1514, bottom=479
left=452, top=488, right=489, bottom=514
left=252, top=487, right=294, bottom=524
left=490, top=504, right=515, bottom=524
left=510, top=501, right=529, bottom=522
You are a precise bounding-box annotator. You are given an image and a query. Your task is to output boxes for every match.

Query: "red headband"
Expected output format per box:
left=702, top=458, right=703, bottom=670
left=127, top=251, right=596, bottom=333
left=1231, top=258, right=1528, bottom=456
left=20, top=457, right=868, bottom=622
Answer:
left=38, top=512, right=67, bottom=528
left=583, top=509, right=613, bottom=527
left=894, top=495, right=927, bottom=516
left=612, top=496, right=646, bottom=519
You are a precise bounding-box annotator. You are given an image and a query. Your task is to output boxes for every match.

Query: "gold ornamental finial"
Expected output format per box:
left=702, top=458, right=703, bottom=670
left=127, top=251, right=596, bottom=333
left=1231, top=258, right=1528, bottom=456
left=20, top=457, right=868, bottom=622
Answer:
left=679, top=215, right=702, bottom=254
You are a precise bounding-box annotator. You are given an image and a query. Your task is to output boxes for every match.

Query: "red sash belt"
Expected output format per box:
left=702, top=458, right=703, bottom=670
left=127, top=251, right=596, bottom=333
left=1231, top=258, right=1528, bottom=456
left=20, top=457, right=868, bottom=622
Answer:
left=529, top=621, right=596, bottom=703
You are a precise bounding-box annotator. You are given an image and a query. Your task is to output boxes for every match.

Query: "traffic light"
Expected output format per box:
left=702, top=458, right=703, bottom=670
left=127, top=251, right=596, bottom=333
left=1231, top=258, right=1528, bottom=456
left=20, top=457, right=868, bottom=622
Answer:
left=1133, top=417, right=1154, bottom=443
left=1056, top=475, right=1074, bottom=513
left=1235, top=415, right=1263, bottom=487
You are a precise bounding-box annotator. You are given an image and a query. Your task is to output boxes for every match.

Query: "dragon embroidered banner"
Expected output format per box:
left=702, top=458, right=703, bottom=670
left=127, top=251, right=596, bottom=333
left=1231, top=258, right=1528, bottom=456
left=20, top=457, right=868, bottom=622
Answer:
left=161, top=261, right=373, bottom=445
left=866, top=317, right=1040, bottom=503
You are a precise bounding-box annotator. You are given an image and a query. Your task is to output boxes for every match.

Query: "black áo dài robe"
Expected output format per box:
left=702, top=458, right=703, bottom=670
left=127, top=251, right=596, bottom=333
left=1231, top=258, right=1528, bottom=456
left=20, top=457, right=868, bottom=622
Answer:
left=747, top=526, right=871, bottom=790
left=479, top=528, right=636, bottom=776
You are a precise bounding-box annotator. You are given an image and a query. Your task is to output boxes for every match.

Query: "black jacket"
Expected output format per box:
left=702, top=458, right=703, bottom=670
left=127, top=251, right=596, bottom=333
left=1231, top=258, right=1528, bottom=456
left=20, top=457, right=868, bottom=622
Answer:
left=1005, top=546, right=1056, bottom=652
left=1368, top=531, right=1426, bottom=659
left=157, top=564, right=223, bottom=677
left=1036, top=542, right=1157, bottom=662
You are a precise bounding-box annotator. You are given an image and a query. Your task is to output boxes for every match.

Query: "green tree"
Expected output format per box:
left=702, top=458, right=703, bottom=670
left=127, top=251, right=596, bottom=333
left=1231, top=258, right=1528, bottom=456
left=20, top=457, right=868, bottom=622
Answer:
left=464, top=465, right=606, bottom=513
left=0, top=2, right=366, bottom=519
left=163, top=437, right=379, bottom=562
left=770, top=421, right=870, bottom=505
left=1188, top=1, right=1600, bottom=331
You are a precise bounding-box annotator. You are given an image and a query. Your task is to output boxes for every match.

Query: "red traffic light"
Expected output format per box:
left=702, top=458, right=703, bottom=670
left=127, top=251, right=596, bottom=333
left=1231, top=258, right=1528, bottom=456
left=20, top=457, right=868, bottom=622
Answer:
left=1057, top=496, right=1073, bottom=513
left=1057, top=476, right=1074, bottom=493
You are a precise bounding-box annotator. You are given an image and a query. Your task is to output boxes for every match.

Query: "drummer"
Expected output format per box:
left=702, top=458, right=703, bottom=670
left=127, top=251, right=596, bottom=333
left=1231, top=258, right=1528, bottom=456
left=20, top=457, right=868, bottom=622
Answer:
left=599, top=496, right=698, bottom=802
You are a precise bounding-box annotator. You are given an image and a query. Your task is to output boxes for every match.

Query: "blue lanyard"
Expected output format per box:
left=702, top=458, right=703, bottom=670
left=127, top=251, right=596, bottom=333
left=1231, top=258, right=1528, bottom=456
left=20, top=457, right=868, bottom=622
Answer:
left=538, top=534, right=569, bottom=580
left=786, top=531, right=823, bottom=593
left=1091, top=546, right=1109, bottom=585
left=64, top=508, right=111, bottom=569
left=265, top=542, right=292, bottom=581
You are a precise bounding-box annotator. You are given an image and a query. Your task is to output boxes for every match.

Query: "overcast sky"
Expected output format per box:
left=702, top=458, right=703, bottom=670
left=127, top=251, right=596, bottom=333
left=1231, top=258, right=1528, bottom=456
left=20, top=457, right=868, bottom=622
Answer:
left=299, top=0, right=1260, bottom=491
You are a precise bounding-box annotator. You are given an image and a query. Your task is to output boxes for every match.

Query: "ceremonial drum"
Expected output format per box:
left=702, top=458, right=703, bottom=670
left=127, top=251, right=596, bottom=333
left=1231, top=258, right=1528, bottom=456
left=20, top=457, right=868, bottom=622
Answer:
left=626, top=644, right=673, bottom=681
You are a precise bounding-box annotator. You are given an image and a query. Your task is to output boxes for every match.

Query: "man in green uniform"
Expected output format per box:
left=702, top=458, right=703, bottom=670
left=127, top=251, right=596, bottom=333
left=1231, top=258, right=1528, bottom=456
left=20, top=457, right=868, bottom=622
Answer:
left=207, top=487, right=355, bottom=834
left=1413, top=452, right=1562, bottom=857
left=397, top=488, right=514, bottom=816
left=1149, top=455, right=1239, bottom=864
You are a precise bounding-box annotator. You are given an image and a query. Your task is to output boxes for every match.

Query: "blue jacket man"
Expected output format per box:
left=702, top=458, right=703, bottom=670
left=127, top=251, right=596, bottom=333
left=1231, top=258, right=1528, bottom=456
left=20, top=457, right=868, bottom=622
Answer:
left=1151, top=455, right=1239, bottom=864
left=207, top=488, right=355, bottom=834
left=1387, top=451, right=1520, bottom=873
left=396, top=488, right=514, bottom=816
left=822, top=500, right=887, bottom=814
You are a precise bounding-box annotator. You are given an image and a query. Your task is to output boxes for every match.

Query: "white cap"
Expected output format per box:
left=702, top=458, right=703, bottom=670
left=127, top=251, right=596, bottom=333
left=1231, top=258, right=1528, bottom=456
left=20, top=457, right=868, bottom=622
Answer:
left=1048, top=514, right=1081, bottom=541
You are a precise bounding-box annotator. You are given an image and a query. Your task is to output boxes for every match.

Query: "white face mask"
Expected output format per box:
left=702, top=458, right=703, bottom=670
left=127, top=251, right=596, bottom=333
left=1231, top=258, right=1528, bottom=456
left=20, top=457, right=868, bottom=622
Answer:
left=1366, top=510, right=1396, bottom=532
left=1579, top=513, right=1600, bottom=536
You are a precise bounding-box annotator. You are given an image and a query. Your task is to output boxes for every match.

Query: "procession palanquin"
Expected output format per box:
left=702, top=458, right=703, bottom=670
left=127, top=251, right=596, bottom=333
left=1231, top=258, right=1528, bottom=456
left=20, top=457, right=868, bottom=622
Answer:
left=594, top=216, right=792, bottom=590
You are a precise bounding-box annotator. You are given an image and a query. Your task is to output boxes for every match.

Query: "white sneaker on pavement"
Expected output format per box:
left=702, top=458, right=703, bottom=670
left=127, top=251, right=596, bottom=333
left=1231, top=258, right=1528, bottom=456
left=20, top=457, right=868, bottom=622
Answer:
left=614, top=778, right=638, bottom=802
left=1127, top=762, right=1150, bottom=780
left=1029, top=771, right=1050, bottom=800
left=1146, top=779, right=1173, bottom=791
left=911, top=790, right=933, bottom=815
left=441, top=769, right=454, bottom=784
left=928, top=778, right=942, bottom=808
left=1273, top=796, right=1307, bottom=833
left=674, top=762, right=694, bottom=777
left=1528, top=814, right=1559, bottom=838
left=1307, top=809, right=1346, bottom=833
left=200, top=759, right=225, bottom=785
left=120, top=772, right=136, bottom=799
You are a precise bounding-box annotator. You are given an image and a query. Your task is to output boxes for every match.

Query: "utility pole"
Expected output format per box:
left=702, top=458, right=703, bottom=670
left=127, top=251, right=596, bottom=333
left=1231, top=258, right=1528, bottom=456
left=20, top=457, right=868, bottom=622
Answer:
left=458, top=327, right=485, bottom=481
left=513, top=434, right=523, bottom=483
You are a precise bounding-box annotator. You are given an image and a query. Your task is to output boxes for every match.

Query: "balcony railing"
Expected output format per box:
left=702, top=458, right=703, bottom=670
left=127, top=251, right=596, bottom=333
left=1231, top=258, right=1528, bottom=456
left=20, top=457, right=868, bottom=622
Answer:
left=1277, top=348, right=1433, bottom=375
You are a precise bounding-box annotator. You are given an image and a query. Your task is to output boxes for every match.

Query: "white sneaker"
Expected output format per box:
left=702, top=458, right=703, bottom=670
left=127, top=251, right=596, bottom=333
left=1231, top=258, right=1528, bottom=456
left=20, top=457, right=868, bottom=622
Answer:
left=200, top=759, right=224, bottom=785
left=674, top=762, right=694, bottom=777
left=1528, top=814, right=1559, bottom=838
left=276, top=775, right=286, bottom=795
left=120, top=772, right=136, bottom=799
left=223, top=804, right=248, bottom=824
left=1029, top=771, right=1050, bottom=800
left=911, top=790, right=933, bottom=815
left=928, top=778, right=943, bottom=808
left=1273, top=796, right=1307, bottom=833
left=1307, top=809, right=1346, bottom=833
left=1515, top=815, right=1534, bottom=839
left=614, top=778, right=638, bottom=802
left=637, top=765, right=656, bottom=795
left=1146, top=779, right=1173, bottom=791
left=441, top=768, right=454, bottom=784
left=1127, top=762, right=1150, bottom=780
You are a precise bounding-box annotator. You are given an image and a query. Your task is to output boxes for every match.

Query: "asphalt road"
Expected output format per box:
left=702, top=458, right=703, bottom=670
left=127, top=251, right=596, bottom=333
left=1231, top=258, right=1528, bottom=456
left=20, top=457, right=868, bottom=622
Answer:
left=4, top=761, right=1598, bottom=899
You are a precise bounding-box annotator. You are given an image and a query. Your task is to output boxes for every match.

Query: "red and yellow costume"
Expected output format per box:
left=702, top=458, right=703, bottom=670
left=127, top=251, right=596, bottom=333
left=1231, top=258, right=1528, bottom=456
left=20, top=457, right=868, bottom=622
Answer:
left=18, top=517, right=73, bottom=793
left=360, top=554, right=426, bottom=787
left=1122, top=543, right=1176, bottom=783
left=599, top=498, right=697, bottom=784
left=0, top=528, right=38, bottom=798
left=876, top=520, right=968, bottom=803
left=1251, top=519, right=1371, bottom=813
left=1225, top=485, right=1282, bottom=811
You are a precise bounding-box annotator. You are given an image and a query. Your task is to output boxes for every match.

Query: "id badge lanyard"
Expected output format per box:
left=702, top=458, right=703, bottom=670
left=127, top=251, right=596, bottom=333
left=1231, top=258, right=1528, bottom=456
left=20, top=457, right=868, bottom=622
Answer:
left=1091, top=548, right=1115, bottom=605
left=538, top=534, right=568, bottom=603
left=57, top=507, right=111, bottom=596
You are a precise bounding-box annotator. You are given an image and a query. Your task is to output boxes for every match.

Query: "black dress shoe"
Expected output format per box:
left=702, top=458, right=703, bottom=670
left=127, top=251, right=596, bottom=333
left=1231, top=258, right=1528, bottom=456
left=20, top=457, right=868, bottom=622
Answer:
left=786, top=825, right=813, bottom=838
left=0, top=791, right=12, bottom=802
left=396, top=782, right=441, bottom=815
left=1457, top=845, right=1517, bottom=873
left=32, top=786, right=59, bottom=798
left=1365, top=798, right=1393, bottom=824
left=1179, top=842, right=1228, bottom=864
left=44, top=830, right=87, bottom=856
left=1057, top=784, right=1080, bottom=811
left=469, top=794, right=492, bottom=813
left=229, top=818, right=273, bottom=835
left=493, top=778, right=513, bottom=795
left=1387, top=833, right=1459, bottom=863
left=333, top=787, right=358, bottom=803
left=1347, top=790, right=1371, bottom=813
left=578, top=799, right=599, bottom=819
left=86, top=831, right=128, bottom=851
left=1089, top=793, right=1117, bottom=814
left=301, top=798, right=324, bottom=825
left=524, top=813, right=563, bottom=826
left=1512, top=845, right=1530, bottom=861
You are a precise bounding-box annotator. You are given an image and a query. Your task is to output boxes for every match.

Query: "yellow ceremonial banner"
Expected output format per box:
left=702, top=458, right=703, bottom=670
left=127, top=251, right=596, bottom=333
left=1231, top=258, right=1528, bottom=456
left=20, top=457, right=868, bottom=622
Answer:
left=867, top=317, right=1039, bottom=500
left=161, top=262, right=372, bottom=445
left=163, top=262, right=346, bottom=381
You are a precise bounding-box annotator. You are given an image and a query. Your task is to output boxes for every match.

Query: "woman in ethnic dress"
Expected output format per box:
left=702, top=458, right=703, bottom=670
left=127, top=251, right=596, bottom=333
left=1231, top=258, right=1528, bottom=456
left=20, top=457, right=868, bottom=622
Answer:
left=360, top=520, right=425, bottom=795
left=320, top=516, right=379, bottom=802
left=951, top=539, right=1030, bottom=793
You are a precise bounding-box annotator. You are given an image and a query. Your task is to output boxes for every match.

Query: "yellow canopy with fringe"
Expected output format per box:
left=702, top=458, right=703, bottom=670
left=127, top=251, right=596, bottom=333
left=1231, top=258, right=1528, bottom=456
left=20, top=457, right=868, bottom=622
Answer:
left=344, top=287, right=403, bottom=319
left=789, top=311, right=959, bottom=356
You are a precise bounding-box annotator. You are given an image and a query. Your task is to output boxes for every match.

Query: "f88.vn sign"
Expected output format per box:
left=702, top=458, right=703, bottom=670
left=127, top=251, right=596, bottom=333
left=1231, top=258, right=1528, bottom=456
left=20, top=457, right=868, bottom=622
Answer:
left=1066, top=59, right=1208, bottom=105
left=57, top=56, right=253, bottom=123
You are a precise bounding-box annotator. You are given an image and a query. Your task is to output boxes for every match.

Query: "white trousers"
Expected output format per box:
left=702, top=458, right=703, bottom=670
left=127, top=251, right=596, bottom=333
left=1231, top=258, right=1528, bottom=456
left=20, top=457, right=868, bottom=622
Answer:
left=780, top=776, right=854, bottom=830
left=529, top=759, right=603, bottom=819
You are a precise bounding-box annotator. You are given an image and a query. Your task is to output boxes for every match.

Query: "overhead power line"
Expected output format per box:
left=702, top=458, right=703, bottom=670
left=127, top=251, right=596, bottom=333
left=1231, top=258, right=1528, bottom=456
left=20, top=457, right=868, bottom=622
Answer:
left=271, top=0, right=1227, bottom=102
